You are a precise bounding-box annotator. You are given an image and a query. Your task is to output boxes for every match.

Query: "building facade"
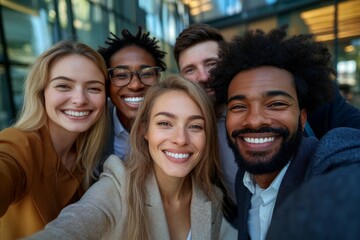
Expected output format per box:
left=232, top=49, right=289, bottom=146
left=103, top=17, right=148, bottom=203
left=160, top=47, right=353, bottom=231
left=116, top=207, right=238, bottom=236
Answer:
left=1, top=0, right=359, bottom=130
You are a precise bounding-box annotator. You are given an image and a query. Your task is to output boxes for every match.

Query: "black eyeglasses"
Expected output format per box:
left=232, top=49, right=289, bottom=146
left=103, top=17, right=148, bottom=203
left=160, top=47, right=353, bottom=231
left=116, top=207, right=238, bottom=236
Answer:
left=108, top=66, right=162, bottom=87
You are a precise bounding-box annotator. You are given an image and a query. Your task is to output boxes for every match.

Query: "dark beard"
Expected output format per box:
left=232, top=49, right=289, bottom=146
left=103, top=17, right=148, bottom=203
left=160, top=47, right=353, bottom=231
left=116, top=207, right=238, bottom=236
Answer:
left=227, top=121, right=303, bottom=175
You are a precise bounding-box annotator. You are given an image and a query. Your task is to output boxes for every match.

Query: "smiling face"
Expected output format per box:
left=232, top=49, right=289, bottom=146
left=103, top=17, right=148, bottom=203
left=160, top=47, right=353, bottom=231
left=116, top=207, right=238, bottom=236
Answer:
left=226, top=66, right=307, bottom=175
left=145, top=90, right=206, bottom=179
left=109, top=45, right=158, bottom=130
left=44, top=54, right=106, bottom=136
left=178, top=41, right=219, bottom=98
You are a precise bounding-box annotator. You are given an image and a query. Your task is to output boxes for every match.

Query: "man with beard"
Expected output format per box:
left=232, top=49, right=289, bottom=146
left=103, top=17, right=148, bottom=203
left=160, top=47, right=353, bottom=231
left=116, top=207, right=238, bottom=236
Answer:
left=210, top=25, right=359, bottom=240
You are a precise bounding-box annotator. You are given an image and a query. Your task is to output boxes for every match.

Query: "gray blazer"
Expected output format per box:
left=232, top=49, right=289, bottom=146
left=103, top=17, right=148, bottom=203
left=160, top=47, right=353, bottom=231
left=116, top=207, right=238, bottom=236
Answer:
left=27, top=155, right=223, bottom=240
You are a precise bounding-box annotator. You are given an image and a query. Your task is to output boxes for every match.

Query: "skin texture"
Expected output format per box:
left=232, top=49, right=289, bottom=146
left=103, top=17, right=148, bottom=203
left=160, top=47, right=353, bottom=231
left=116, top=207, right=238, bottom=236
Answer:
left=145, top=90, right=205, bottom=179
left=226, top=66, right=307, bottom=188
left=44, top=54, right=106, bottom=140
left=178, top=41, right=219, bottom=98
left=109, top=45, right=157, bottom=131
left=144, top=90, right=206, bottom=240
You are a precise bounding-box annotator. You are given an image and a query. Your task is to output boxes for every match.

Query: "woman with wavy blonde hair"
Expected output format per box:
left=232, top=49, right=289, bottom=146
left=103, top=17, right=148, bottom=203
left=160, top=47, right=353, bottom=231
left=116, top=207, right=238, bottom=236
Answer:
left=0, top=40, right=108, bottom=238
left=27, top=75, right=223, bottom=240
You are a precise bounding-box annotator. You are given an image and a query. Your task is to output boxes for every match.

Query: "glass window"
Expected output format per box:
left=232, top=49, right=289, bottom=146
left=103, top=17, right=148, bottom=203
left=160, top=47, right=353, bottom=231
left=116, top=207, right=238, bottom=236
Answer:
left=0, top=65, right=12, bottom=130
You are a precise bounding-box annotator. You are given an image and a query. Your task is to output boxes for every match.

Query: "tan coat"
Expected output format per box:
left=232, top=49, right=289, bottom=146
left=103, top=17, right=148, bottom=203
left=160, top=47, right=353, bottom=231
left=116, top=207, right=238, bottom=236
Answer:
left=27, top=155, right=223, bottom=239
left=0, top=126, right=84, bottom=239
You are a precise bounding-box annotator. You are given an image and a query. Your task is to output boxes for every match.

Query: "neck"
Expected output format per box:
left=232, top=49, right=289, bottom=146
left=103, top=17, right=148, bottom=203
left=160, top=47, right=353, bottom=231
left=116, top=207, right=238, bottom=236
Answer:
left=47, top=122, right=79, bottom=171
left=156, top=174, right=192, bottom=204
left=253, top=171, right=280, bottom=189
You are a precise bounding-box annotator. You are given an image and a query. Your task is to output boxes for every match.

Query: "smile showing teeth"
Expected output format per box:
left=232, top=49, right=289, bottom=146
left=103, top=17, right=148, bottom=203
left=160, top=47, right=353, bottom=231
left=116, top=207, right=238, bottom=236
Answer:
left=124, top=97, right=143, bottom=104
left=243, top=137, right=275, bottom=144
left=165, top=151, right=190, bottom=159
left=64, top=110, right=90, bottom=117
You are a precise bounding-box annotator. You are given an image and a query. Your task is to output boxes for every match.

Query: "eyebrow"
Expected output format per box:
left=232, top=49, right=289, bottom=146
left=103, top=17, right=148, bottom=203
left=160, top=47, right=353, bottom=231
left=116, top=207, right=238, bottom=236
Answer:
left=50, top=76, right=105, bottom=85
left=227, top=90, right=295, bottom=103
left=113, top=64, right=154, bottom=69
left=154, top=111, right=204, bottom=121
left=181, top=57, right=218, bottom=70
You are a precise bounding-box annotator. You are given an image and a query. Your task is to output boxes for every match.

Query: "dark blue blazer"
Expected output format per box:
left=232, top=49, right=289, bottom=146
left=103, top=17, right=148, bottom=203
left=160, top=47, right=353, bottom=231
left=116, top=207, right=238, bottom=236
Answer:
left=235, top=136, right=318, bottom=240
left=307, top=82, right=360, bottom=138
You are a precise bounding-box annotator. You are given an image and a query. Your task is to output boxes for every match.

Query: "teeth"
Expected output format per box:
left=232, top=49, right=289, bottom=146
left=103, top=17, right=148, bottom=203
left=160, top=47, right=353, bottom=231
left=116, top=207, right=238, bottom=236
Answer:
left=64, top=110, right=89, bottom=117
left=124, top=97, right=143, bottom=104
left=243, top=137, right=275, bottom=144
left=165, top=151, right=190, bottom=159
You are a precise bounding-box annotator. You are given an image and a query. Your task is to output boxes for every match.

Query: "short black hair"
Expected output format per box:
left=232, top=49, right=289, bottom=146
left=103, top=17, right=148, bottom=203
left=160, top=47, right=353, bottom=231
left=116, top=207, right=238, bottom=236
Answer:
left=98, top=27, right=167, bottom=71
left=211, top=25, right=335, bottom=112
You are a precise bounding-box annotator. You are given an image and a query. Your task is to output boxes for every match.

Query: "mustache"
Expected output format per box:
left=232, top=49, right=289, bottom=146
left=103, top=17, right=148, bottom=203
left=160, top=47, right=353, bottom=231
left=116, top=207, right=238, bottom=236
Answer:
left=231, top=127, right=290, bottom=139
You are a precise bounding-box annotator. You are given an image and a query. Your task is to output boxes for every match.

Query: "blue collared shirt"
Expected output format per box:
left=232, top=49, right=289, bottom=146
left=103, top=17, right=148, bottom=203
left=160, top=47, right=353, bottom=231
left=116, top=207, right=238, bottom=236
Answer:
left=243, top=162, right=290, bottom=240
left=112, top=107, right=130, bottom=160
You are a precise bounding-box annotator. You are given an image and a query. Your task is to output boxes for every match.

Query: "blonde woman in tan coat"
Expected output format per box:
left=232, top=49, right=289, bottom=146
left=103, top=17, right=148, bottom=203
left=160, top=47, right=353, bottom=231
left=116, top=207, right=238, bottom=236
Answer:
left=0, top=40, right=108, bottom=239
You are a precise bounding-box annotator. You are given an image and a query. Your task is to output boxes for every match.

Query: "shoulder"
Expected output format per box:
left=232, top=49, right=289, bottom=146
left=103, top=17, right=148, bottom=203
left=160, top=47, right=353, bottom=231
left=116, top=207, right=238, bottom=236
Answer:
left=102, top=155, right=127, bottom=183
left=307, top=127, right=360, bottom=178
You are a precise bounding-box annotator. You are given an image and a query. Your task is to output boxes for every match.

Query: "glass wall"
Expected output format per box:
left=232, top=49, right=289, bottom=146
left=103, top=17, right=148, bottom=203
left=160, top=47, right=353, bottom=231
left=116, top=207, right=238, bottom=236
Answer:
left=200, top=0, right=360, bottom=108
left=0, top=0, right=190, bottom=129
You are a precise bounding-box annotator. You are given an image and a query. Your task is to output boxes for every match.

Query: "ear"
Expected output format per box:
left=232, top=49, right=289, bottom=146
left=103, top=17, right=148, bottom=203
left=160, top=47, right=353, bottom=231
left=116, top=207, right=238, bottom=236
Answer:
left=300, top=109, right=307, bottom=132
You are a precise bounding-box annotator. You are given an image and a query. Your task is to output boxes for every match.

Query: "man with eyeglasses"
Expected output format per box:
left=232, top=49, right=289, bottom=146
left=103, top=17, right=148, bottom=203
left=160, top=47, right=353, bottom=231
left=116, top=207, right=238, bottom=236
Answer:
left=94, top=27, right=166, bottom=177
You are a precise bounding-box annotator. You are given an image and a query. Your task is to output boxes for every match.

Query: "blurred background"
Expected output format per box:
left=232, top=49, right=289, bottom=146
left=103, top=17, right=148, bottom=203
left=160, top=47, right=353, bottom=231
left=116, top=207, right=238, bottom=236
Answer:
left=0, top=0, right=359, bottom=130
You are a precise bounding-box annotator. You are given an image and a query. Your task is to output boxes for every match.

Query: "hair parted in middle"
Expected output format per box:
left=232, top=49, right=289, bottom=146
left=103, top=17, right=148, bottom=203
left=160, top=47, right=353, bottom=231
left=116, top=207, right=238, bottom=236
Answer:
left=98, top=26, right=167, bottom=71
left=124, top=74, right=222, bottom=240
left=210, top=24, right=335, bottom=112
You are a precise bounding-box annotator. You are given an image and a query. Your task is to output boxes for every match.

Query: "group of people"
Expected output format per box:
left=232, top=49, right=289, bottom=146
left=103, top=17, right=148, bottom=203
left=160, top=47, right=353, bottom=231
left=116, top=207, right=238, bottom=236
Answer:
left=1, top=21, right=360, bottom=240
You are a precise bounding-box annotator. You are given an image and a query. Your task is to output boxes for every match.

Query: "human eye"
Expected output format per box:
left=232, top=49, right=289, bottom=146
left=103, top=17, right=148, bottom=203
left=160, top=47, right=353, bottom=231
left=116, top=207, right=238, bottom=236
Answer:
left=206, top=61, right=217, bottom=68
left=112, top=69, right=130, bottom=80
left=267, top=101, right=290, bottom=110
left=55, top=83, right=71, bottom=91
left=228, top=102, right=247, bottom=112
left=87, top=85, right=104, bottom=94
left=182, top=67, right=195, bottom=75
left=189, top=123, right=204, bottom=131
left=140, top=68, right=156, bottom=78
left=156, top=121, right=172, bottom=127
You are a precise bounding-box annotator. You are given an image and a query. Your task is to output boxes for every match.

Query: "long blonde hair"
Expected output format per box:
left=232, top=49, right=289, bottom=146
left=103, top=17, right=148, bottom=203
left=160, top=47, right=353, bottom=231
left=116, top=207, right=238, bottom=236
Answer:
left=13, top=40, right=108, bottom=190
left=125, top=75, right=221, bottom=239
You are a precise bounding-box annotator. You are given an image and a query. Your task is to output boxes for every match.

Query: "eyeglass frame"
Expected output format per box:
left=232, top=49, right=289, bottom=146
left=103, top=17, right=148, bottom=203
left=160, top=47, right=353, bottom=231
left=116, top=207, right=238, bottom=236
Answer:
left=108, top=66, right=162, bottom=87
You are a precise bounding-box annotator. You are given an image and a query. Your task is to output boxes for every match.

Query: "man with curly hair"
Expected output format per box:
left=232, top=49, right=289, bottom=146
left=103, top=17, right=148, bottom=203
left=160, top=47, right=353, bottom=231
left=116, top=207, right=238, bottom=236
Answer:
left=210, top=25, right=360, bottom=240
left=95, top=27, right=167, bottom=176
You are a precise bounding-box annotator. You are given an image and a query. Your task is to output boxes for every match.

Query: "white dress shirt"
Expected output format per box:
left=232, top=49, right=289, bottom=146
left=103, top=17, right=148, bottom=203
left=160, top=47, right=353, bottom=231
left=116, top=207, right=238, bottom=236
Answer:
left=243, top=162, right=290, bottom=240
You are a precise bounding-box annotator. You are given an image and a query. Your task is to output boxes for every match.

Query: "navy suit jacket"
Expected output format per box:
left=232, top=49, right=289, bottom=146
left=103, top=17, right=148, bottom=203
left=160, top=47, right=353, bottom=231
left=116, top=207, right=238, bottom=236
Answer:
left=235, top=136, right=318, bottom=240
left=307, top=81, right=360, bottom=138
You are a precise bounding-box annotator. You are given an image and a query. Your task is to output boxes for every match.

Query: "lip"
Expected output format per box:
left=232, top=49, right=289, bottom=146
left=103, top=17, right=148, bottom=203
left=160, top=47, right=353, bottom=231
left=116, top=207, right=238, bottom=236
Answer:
left=121, top=95, right=144, bottom=108
left=163, top=150, right=192, bottom=164
left=236, top=133, right=281, bottom=152
left=63, top=109, right=92, bottom=119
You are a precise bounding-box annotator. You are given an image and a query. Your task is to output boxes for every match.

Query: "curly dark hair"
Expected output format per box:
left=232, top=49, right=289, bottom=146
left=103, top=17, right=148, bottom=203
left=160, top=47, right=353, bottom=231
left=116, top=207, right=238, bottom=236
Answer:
left=98, top=27, right=167, bottom=71
left=210, top=25, right=335, bottom=112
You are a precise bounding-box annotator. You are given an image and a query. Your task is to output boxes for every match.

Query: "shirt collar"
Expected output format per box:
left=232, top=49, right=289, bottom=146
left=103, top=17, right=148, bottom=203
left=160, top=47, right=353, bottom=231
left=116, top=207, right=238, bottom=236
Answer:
left=113, top=107, right=127, bottom=137
left=243, top=161, right=291, bottom=196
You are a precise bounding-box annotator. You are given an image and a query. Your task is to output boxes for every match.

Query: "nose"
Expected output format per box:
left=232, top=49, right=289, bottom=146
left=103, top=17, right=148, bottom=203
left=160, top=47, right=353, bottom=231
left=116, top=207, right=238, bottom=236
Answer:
left=72, top=89, right=88, bottom=106
left=171, top=127, right=190, bottom=146
left=196, top=67, right=210, bottom=83
left=242, top=106, right=271, bottom=129
left=127, top=74, right=144, bottom=90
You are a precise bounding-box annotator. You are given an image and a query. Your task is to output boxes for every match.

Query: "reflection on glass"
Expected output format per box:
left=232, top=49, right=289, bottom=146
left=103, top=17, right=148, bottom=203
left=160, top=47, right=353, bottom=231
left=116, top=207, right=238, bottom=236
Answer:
left=2, top=6, right=51, bottom=64
left=0, top=66, right=12, bottom=130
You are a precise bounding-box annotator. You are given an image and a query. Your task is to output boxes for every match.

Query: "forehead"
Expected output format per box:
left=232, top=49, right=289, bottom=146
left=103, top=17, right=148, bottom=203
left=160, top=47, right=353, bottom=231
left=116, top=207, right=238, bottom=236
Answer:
left=110, top=45, right=156, bottom=67
left=178, top=41, right=219, bottom=68
left=228, top=66, right=297, bottom=100
left=151, top=90, right=202, bottom=116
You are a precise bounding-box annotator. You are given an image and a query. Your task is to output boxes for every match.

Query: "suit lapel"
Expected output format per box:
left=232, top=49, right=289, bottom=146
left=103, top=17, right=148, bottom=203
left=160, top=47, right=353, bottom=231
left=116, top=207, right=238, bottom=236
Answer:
left=190, top=179, right=212, bottom=239
left=146, top=173, right=171, bottom=239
